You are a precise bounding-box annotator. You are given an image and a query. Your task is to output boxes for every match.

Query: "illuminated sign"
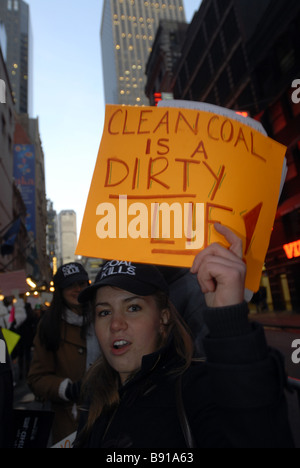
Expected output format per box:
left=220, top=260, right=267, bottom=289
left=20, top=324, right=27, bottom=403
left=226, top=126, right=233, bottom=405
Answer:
left=154, top=92, right=162, bottom=106
left=283, top=240, right=300, bottom=259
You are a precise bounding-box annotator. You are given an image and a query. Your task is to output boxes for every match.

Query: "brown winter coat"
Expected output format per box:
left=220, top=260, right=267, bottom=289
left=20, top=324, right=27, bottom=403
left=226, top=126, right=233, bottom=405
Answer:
left=27, top=320, right=87, bottom=444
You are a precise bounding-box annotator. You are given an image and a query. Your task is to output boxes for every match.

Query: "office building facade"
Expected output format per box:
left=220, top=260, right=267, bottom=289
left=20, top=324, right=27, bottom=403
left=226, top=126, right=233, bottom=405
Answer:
left=58, top=210, right=77, bottom=266
left=146, top=0, right=300, bottom=311
left=0, top=0, right=32, bottom=115
left=101, top=0, right=186, bottom=106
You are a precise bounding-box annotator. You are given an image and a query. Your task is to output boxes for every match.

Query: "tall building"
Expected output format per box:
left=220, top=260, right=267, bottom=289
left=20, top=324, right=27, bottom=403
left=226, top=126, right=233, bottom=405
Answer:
left=14, top=114, right=49, bottom=282
left=145, top=19, right=188, bottom=105
left=46, top=200, right=58, bottom=276
left=146, top=0, right=300, bottom=312
left=0, top=35, right=29, bottom=274
left=58, top=210, right=77, bottom=266
left=0, top=0, right=33, bottom=115
left=101, top=0, right=186, bottom=106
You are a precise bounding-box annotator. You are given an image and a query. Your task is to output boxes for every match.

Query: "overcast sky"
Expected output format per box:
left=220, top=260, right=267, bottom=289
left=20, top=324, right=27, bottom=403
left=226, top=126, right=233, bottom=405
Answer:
left=26, top=0, right=202, bottom=236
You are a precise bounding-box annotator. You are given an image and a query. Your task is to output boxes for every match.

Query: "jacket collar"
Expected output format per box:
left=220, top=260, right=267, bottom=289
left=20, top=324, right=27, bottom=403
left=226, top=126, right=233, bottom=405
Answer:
left=119, top=336, right=183, bottom=397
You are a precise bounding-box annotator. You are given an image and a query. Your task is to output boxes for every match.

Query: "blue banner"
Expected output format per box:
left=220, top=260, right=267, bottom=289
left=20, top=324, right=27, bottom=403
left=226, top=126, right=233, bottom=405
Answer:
left=13, top=145, right=36, bottom=239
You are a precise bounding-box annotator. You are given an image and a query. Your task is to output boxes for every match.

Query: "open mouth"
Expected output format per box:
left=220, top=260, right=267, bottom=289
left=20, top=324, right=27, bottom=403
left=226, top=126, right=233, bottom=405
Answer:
left=113, top=340, right=131, bottom=350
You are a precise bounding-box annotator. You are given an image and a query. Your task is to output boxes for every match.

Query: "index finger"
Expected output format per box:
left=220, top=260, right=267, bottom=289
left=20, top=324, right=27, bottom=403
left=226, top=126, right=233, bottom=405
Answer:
left=214, top=223, right=243, bottom=259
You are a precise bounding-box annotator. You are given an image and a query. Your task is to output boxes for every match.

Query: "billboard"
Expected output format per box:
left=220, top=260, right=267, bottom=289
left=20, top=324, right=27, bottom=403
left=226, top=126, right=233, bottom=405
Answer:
left=13, top=144, right=36, bottom=238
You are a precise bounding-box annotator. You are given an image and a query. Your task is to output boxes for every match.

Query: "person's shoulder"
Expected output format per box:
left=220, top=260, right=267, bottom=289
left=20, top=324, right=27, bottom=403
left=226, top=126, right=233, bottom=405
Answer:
left=183, top=358, right=208, bottom=383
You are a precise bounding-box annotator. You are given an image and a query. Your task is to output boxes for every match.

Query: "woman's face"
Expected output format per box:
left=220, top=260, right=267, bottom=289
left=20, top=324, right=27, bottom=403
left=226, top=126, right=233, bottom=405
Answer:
left=62, top=281, right=89, bottom=312
left=94, top=286, right=169, bottom=384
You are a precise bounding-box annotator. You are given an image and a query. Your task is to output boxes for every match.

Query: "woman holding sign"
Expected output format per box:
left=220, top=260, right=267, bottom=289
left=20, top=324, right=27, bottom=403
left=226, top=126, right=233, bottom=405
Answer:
left=74, top=224, right=294, bottom=448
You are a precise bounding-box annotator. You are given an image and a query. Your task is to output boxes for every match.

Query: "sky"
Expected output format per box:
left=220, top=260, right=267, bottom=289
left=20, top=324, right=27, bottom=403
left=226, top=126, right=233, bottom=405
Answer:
left=26, top=0, right=202, bottom=237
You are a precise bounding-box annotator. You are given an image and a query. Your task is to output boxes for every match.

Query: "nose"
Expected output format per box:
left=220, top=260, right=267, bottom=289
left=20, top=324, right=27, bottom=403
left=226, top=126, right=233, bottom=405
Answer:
left=110, top=311, right=128, bottom=333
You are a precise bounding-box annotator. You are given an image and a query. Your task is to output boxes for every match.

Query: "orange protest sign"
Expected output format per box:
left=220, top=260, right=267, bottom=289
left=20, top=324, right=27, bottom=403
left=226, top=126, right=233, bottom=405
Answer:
left=76, top=104, right=287, bottom=292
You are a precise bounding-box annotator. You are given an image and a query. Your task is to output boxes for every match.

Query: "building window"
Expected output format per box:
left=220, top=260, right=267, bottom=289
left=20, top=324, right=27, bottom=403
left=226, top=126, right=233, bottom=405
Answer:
left=7, top=0, right=12, bottom=10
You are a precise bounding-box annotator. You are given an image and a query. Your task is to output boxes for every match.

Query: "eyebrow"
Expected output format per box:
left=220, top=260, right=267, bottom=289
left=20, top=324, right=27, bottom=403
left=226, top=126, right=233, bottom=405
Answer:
left=95, top=296, right=146, bottom=308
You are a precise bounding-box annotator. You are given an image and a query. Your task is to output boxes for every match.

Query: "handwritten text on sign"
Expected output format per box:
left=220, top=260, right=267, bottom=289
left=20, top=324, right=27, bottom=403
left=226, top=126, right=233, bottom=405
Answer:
left=76, top=105, right=286, bottom=292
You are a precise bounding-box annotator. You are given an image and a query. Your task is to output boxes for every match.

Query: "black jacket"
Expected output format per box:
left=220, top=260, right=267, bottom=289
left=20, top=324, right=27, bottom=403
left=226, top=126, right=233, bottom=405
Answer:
left=0, top=329, right=14, bottom=448
left=75, top=303, right=294, bottom=448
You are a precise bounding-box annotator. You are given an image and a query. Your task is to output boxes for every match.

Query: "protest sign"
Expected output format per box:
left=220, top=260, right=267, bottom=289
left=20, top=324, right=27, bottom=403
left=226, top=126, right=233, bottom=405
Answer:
left=76, top=103, right=287, bottom=293
left=13, top=409, right=54, bottom=449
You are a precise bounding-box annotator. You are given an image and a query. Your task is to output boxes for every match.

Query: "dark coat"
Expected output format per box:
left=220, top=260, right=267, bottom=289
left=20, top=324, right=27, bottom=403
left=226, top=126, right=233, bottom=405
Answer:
left=75, top=303, right=294, bottom=448
left=28, top=320, right=87, bottom=444
left=0, top=329, right=14, bottom=448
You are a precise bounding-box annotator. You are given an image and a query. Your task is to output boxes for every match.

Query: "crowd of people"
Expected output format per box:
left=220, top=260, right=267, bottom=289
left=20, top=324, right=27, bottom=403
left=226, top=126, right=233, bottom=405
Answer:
left=0, top=224, right=296, bottom=448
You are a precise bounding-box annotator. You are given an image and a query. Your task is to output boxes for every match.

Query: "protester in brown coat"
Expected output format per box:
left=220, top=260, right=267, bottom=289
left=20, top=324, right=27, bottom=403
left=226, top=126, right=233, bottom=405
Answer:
left=28, top=263, right=100, bottom=445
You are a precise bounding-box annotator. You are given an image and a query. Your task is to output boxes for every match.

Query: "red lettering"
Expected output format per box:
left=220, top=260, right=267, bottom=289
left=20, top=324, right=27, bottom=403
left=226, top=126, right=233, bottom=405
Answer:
left=190, top=141, right=208, bottom=159
left=203, top=162, right=226, bottom=201
left=132, top=158, right=140, bottom=190
left=205, top=203, right=234, bottom=248
left=207, top=115, right=219, bottom=141
left=147, top=157, right=170, bottom=190
left=157, top=139, right=170, bottom=155
left=153, top=111, right=170, bottom=134
left=242, top=202, right=263, bottom=255
left=175, top=111, right=199, bottom=135
left=251, top=132, right=266, bottom=162
left=146, top=139, right=151, bottom=154
left=108, top=109, right=122, bottom=135
left=284, top=240, right=300, bottom=259
left=175, top=159, right=201, bottom=192
left=220, top=120, right=234, bottom=143
left=234, top=127, right=249, bottom=151
left=104, top=158, right=129, bottom=187
left=137, top=110, right=152, bottom=134
left=122, top=110, right=135, bottom=135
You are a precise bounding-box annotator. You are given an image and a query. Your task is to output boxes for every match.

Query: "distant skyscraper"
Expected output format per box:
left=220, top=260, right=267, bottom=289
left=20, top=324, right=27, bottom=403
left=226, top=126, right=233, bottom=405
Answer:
left=101, top=0, right=186, bottom=106
left=58, top=210, right=77, bottom=266
left=0, top=0, right=32, bottom=115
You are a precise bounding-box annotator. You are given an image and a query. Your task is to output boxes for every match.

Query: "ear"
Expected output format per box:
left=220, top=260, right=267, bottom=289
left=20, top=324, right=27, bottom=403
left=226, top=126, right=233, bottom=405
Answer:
left=160, top=308, right=170, bottom=328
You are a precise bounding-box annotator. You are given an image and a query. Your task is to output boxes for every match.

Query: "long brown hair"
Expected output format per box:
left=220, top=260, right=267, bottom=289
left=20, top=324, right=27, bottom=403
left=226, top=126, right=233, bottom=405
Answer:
left=77, top=290, right=194, bottom=445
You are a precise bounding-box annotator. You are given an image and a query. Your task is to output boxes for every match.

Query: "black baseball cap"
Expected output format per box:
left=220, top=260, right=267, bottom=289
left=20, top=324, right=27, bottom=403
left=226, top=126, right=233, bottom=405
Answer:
left=78, top=260, right=169, bottom=303
left=53, top=263, right=89, bottom=290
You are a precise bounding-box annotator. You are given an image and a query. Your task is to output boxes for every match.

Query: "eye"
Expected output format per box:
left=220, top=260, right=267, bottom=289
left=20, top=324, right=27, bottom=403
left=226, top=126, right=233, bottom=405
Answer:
left=97, top=309, right=111, bottom=318
left=128, top=304, right=142, bottom=313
